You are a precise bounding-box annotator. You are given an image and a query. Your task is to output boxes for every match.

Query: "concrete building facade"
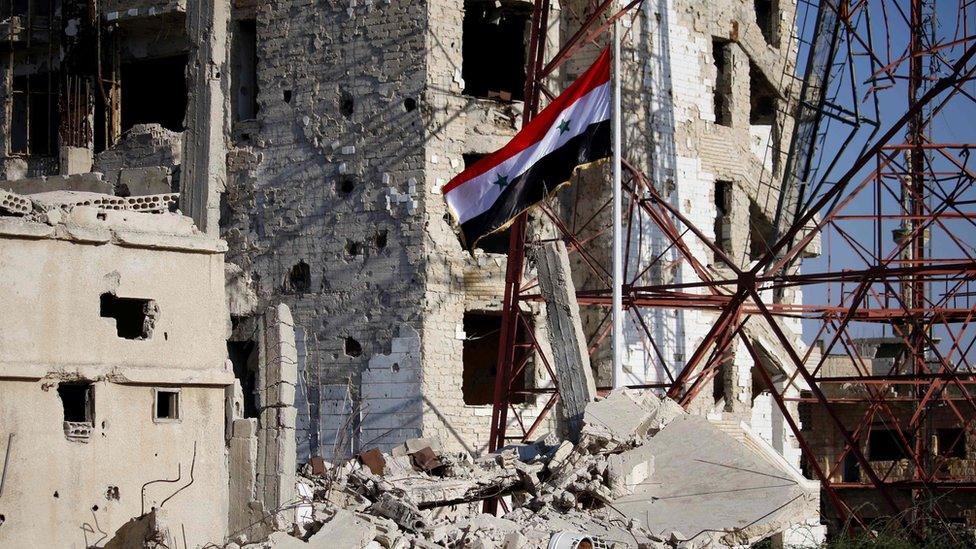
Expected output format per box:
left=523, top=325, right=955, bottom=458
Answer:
left=0, top=197, right=231, bottom=547
left=220, top=0, right=816, bottom=478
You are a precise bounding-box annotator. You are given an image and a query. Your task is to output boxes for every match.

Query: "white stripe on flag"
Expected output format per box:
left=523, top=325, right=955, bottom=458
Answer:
left=446, top=81, right=611, bottom=224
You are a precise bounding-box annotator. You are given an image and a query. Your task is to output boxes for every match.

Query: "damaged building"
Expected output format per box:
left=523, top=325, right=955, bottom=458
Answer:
left=0, top=191, right=231, bottom=545
left=800, top=339, right=976, bottom=532
left=0, top=0, right=836, bottom=546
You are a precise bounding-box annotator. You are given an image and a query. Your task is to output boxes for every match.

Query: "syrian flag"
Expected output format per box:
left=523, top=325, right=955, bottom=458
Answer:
left=443, top=48, right=612, bottom=251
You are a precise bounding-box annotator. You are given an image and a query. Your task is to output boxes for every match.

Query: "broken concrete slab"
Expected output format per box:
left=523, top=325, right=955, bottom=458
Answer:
left=533, top=240, right=597, bottom=440
left=117, top=166, right=173, bottom=196
left=601, top=414, right=820, bottom=548
left=580, top=389, right=684, bottom=453
left=0, top=172, right=112, bottom=195
left=606, top=446, right=654, bottom=498
left=306, top=509, right=376, bottom=547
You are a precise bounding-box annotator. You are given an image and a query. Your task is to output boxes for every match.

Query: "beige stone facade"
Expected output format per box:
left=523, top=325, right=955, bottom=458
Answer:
left=0, top=205, right=231, bottom=547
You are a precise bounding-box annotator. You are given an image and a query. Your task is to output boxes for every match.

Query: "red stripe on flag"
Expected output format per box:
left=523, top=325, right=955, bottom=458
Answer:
left=441, top=47, right=611, bottom=195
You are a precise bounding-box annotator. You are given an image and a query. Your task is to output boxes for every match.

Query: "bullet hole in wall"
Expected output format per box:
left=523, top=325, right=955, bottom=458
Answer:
left=339, top=90, right=355, bottom=117
left=344, top=337, right=362, bottom=357
left=53, top=491, right=59, bottom=498
left=337, top=176, right=355, bottom=195
left=403, top=97, right=417, bottom=112
left=92, top=505, right=99, bottom=512
left=346, top=240, right=363, bottom=256
left=288, top=261, right=311, bottom=293
left=374, top=230, right=388, bottom=249
left=283, top=89, right=292, bottom=104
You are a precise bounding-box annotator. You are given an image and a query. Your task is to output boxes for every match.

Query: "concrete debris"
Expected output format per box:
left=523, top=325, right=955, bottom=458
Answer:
left=580, top=389, right=683, bottom=453
left=236, top=391, right=818, bottom=549
left=533, top=240, right=598, bottom=440
left=103, top=508, right=177, bottom=549
left=0, top=188, right=30, bottom=215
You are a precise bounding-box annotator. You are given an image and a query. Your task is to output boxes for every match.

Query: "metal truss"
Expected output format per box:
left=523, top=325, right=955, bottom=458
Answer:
left=489, top=0, right=976, bottom=535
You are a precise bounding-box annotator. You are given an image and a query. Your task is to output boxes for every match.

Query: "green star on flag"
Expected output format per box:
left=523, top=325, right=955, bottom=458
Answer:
left=492, top=174, right=509, bottom=187
left=557, top=119, right=571, bottom=134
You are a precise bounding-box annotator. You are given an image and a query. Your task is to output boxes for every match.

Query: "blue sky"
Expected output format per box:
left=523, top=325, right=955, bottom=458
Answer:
left=790, top=1, right=976, bottom=364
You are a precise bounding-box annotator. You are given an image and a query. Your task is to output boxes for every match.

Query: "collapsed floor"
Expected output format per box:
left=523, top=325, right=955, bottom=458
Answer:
left=116, top=389, right=821, bottom=548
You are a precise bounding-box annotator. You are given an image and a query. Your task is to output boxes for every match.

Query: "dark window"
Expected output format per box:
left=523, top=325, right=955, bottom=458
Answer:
left=231, top=19, right=259, bottom=123
left=748, top=201, right=775, bottom=260
left=868, top=429, right=910, bottom=461
left=842, top=451, right=860, bottom=482
left=714, top=180, right=733, bottom=257
left=100, top=293, right=155, bottom=340
left=937, top=428, right=967, bottom=459
left=228, top=340, right=259, bottom=419
left=155, top=390, right=180, bottom=421
left=749, top=63, right=777, bottom=125
left=754, top=0, right=778, bottom=47
left=462, top=311, right=529, bottom=405
left=121, top=55, right=188, bottom=133
left=11, top=71, right=60, bottom=156
left=288, top=261, right=311, bottom=293
left=462, top=1, right=530, bottom=101
left=712, top=40, right=731, bottom=127
left=463, top=152, right=487, bottom=170
left=712, top=362, right=727, bottom=404
left=58, top=383, right=94, bottom=423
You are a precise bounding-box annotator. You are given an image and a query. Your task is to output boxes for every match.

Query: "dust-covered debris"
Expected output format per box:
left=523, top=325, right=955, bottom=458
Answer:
left=227, top=390, right=819, bottom=549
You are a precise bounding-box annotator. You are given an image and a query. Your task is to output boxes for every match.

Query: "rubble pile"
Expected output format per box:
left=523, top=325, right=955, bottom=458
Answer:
left=223, top=390, right=820, bottom=549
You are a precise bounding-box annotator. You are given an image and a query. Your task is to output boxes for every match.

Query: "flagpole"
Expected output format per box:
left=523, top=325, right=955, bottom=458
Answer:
left=611, top=18, right=624, bottom=388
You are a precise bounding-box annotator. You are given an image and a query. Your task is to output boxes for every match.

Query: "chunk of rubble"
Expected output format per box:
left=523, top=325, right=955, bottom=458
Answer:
left=579, top=388, right=684, bottom=453
left=104, top=508, right=177, bottom=549
left=599, top=415, right=820, bottom=548
left=308, top=509, right=376, bottom=547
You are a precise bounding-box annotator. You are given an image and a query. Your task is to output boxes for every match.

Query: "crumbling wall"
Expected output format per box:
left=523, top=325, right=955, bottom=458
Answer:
left=227, top=303, right=300, bottom=541
left=418, top=0, right=560, bottom=454
left=222, top=0, right=431, bottom=457
left=0, top=209, right=230, bottom=547
left=256, top=304, right=298, bottom=521
left=94, top=124, right=183, bottom=195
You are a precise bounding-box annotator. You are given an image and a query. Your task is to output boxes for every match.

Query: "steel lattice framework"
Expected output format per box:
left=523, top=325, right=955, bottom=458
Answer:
left=488, top=0, right=976, bottom=533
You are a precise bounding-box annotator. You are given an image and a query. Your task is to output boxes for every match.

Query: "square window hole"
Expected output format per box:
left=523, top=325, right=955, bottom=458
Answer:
left=100, top=293, right=157, bottom=340
left=155, top=389, right=180, bottom=421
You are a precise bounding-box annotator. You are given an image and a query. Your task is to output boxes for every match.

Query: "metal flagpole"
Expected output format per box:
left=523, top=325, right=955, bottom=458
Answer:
left=611, top=18, right=624, bottom=387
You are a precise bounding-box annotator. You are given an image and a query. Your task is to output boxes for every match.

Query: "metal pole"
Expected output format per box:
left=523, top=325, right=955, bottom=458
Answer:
left=611, top=19, right=624, bottom=387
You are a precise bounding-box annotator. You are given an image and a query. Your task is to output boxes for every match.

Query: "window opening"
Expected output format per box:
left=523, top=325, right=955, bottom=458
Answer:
left=868, top=429, right=910, bottom=461
left=58, top=382, right=94, bottom=441
left=231, top=19, right=259, bottom=123
left=154, top=389, right=180, bottom=421
left=712, top=40, right=731, bottom=127
left=120, top=55, right=188, bottom=133
left=462, top=1, right=530, bottom=101
left=462, top=311, right=529, bottom=405
left=100, top=293, right=157, bottom=340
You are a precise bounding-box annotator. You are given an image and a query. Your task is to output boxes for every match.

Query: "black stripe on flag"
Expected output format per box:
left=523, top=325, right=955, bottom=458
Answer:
left=461, top=119, right=611, bottom=249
